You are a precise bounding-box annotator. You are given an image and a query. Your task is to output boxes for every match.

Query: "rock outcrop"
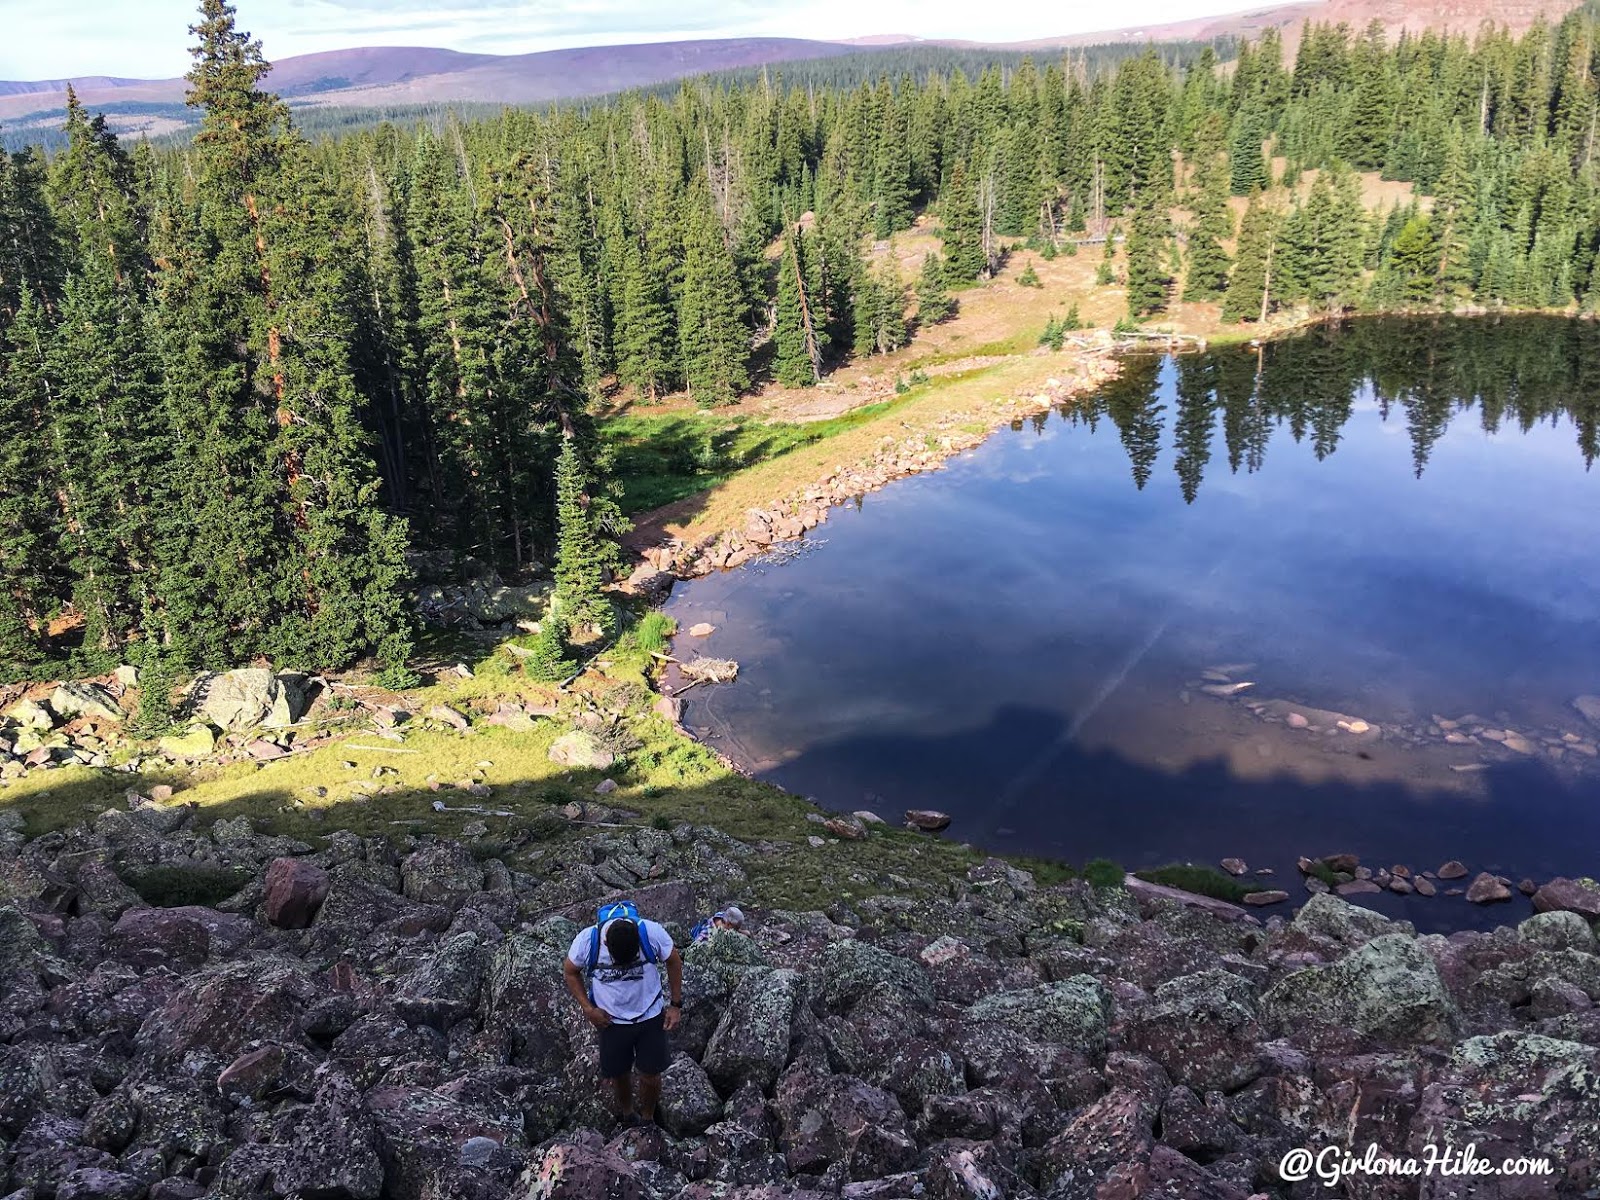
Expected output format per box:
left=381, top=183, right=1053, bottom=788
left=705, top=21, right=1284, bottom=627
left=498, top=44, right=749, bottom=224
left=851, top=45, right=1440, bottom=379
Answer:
left=1, top=810, right=1598, bottom=1199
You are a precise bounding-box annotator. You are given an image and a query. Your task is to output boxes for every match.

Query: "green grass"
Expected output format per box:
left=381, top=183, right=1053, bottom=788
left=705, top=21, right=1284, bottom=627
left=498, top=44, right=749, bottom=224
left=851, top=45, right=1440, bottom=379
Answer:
left=1136, top=863, right=1265, bottom=904
left=126, top=864, right=249, bottom=908
left=602, top=402, right=898, bottom=516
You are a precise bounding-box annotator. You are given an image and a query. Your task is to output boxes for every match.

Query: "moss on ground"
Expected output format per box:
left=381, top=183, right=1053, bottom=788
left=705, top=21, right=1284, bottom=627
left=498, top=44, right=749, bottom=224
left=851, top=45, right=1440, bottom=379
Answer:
left=1137, top=863, right=1265, bottom=903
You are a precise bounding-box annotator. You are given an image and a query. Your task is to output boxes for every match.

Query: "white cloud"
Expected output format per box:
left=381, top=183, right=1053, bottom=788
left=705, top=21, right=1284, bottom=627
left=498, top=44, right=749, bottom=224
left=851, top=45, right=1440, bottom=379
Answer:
left=0, top=0, right=1259, bottom=81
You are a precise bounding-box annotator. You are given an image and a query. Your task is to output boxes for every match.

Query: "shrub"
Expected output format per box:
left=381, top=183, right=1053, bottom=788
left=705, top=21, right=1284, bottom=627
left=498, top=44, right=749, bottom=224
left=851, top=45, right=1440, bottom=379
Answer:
left=126, top=864, right=248, bottom=908
left=633, top=612, right=677, bottom=656
left=1095, top=261, right=1114, bottom=286
left=1084, top=858, right=1127, bottom=889
left=1062, top=303, right=1083, bottom=331
left=1018, top=264, right=1042, bottom=288
left=1136, top=863, right=1264, bottom=903
left=522, top=620, right=576, bottom=683
left=373, top=664, right=422, bottom=691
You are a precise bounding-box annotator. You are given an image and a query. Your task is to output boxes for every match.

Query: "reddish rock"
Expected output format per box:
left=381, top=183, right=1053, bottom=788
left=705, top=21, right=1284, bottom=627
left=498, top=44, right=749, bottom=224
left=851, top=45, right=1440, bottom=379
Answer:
left=1335, top=880, right=1382, bottom=896
left=1243, top=890, right=1289, bottom=906
left=1532, top=877, right=1600, bottom=920
left=1438, top=860, right=1469, bottom=880
left=263, top=857, right=331, bottom=929
left=1466, top=872, right=1513, bottom=904
left=1414, top=877, right=1437, bottom=897
left=1220, top=858, right=1247, bottom=876
left=245, top=739, right=288, bottom=760
left=905, top=809, right=952, bottom=832
left=1323, top=853, right=1360, bottom=874
left=824, top=816, right=868, bottom=841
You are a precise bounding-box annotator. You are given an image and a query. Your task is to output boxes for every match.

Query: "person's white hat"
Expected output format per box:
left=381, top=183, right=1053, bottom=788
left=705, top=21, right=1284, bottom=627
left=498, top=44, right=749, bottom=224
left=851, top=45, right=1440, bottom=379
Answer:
left=716, top=906, right=745, bottom=927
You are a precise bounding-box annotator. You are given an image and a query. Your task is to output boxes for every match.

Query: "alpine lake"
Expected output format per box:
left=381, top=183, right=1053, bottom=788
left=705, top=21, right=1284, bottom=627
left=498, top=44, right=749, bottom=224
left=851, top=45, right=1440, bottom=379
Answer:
left=663, top=316, right=1600, bottom=930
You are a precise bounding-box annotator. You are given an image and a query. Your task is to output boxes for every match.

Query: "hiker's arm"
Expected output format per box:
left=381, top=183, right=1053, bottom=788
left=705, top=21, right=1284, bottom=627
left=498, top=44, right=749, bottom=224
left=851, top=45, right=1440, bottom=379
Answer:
left=563, top=957, right=610, bottom=1028
left=663, top=946, right=683, bottom=1031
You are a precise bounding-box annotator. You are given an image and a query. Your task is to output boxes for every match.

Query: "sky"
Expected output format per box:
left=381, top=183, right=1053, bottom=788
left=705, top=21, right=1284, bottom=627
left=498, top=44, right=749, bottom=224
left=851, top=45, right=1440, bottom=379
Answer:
left=1, top=0, right=1267, bottom=80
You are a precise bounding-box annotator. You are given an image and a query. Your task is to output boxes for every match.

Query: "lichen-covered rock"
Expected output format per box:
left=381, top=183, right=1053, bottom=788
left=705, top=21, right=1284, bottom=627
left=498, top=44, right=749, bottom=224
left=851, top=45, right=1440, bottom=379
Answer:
left=1124, top=967, right=1264, bottom=1091
left=773, top=1068, right=918, bottom=1181
left=400, top=842, right=484, bottom=908
left=396, top=931, right=486, bottom=1027
left=510, top=1132, right=648, bottom=1200
left=1411, top=1032, right=1600, bottom=1196
left=136, top=959, right=321, bottom=1070
left=813, top=938, right=934, bottom=1011
left=704, top=968, right=804, bottom=1093
left=963, top=975, right=1112, bottom=1056
left=366, top=1085, right=526, bottom=1200
left=1518, top=909, right=1597, bottom=954
left=547, top=731, right=616, bottom=771
left=49, top=683, right=125, bottom=723
left=198, top=669, right=305, bottom=730
left=272, top=1068, right=384, bottom=1200
left=659, top=1055, right=723, bottom=1136
left=1262, top=933, right=1457, bottom=1044
left=1289, top=892, right=1399, bottom=947
left=1532, top=877, right=1600, bottom=921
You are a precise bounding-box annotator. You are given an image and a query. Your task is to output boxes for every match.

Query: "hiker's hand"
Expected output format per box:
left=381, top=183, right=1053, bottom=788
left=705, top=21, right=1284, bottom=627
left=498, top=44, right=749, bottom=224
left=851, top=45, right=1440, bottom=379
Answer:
left=584, top=1005, right=612, bottom=1029
left=663, top=1006, right=681, bottom=1032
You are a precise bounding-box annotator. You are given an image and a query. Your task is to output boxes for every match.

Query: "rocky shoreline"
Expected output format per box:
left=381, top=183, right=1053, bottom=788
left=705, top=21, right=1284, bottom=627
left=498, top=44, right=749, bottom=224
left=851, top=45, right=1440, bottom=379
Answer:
left=622, top=351, right=1121, bottom=590
left=3, top=806, right=1600, bottom=1199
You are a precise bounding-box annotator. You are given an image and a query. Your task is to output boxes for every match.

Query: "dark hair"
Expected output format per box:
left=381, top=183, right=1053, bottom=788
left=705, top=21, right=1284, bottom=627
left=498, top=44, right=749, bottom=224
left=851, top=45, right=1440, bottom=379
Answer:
left=605, top=919, right=641, bottom=965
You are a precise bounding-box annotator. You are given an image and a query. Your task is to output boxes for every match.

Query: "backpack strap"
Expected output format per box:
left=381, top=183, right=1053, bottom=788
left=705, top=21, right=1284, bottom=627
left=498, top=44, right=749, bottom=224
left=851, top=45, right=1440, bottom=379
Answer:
left=638, top=920, right=658, bottom=965
left=585, top=923, right=602, bottom=1004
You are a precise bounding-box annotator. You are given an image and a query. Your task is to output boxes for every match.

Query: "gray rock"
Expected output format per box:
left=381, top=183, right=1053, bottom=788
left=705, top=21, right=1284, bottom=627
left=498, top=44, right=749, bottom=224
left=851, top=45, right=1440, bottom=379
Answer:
left=704, top=968, right=804, bottom=1092
left=198, top=669, right=305, bottom=730
left=400, top=843, right=484, bottom=908
left=49, top=684, right=125, bottom=723
left=1519, top=910, right=1596, bottom=954
left=1532, top=877, right=1600, bottom=921
left=658, top=1056, right=723, bottom=1136
left=1289, top=892, right=1397, bottom=947
left=1125, top=968, right=1263, bottom=1091
left=964, top=976, right=1112, bottom=1056
left=1262, top=933, right=1457, bottom=1044
left=548, top=731, right=616, bottom=771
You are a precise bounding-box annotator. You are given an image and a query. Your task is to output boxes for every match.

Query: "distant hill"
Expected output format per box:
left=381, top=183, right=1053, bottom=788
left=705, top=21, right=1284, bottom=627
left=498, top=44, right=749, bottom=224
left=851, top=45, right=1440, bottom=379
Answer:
left=1044, top=0, right=1582, bottom=48
left=0, top=38, right=873, bottom=146
left=0, top=0, right=1584, bottom=149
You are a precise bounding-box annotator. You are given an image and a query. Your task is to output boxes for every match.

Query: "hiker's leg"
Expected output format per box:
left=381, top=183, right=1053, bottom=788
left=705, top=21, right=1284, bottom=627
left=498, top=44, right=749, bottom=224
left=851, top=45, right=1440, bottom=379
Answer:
left=610, top=1072, right=635, bottom=1117
left=635, top=1014, right=669, bottom=1120
left=637, top=1072, right=662, bottom=1120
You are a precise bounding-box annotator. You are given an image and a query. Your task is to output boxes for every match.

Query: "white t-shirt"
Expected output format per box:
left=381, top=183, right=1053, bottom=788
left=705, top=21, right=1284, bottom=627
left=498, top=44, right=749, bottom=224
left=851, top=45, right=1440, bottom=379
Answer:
left=567, top=918, right=674, bottom=1023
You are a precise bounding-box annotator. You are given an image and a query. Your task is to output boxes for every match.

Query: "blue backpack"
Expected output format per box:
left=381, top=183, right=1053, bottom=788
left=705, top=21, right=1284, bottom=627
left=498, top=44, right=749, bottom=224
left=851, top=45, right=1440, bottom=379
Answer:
left=584, top=900, right=659, bottom=1004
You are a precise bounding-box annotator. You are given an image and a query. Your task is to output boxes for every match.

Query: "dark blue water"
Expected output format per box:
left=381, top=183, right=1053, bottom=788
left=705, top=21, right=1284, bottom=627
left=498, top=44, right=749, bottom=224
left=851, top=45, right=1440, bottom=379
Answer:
left=665, top=318, right=1600, bottom=928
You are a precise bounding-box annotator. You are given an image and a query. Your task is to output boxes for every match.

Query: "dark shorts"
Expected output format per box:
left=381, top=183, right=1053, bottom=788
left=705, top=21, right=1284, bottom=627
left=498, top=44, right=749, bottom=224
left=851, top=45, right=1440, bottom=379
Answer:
left=598, top=1013, right=669, bottom=1078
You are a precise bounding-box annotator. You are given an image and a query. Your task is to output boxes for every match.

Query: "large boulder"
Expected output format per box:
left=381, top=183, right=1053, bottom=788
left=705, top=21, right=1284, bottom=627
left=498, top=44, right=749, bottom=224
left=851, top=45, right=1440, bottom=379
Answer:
left=50, top=683, right=125, bottom=723
left=1532, top=877, right=1600, bottom=921
left=659, top=1055, right=723, bottom=1136
left=1124, top=968, right=1264, bottom=1092
left=547, top=731, right=616, bottom=771
left=263, top=857, right=331, bottom=929
left=273, top=1069, right=384, bottom=1199
left=198, top=669, right=305, bottom=730
left=400, top=842, right=484, bottom=908
left=509, top=1132, right=648, bottom=1200
left=136, top=959, right=322, bottom=1069
left=1261, top=933, right=1457, bottom=1044
left=704, top=968, right=805, bottom=1093
left=1519, top=910, right=1597, bottom=954
left=1289, top=892, right=1396, bottom=947
left=1412, top=1032, right=1600, bottom=1197
left=963, top=976, right=1112, bottom=1056
left=773, top=1069, right=918, bottom=1181
left=812, top=938, right=934, bottom=1011
left=108, top=906, right=256, bottom=971
left=365, top=1086, right=526, bottom=1200
left=396, top=932, right=486, bottom=1028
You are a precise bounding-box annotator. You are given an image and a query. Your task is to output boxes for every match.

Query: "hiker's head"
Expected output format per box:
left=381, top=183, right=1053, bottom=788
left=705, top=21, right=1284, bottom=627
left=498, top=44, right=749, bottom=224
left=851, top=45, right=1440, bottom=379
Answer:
left=605, top=918, right=642, bottom=965
left=713, top=905, right=745, bottom=931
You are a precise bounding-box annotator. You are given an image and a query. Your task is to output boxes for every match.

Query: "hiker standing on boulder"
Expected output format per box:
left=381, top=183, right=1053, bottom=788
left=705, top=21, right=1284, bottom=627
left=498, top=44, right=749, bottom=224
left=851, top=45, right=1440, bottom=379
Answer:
left=563, top=900, right=683, bottom=1126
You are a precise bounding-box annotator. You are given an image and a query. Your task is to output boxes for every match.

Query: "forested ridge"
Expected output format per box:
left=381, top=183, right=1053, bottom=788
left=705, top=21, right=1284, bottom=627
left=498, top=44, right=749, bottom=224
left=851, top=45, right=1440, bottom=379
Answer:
left=4, top=0, right=1600, bottom=693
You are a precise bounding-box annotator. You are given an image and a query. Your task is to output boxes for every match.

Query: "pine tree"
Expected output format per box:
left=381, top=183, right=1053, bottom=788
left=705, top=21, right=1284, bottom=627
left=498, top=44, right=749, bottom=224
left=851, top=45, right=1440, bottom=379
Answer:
left=1223, top=199, right=1279, bottom=322
left=678, top=194, right=750, bottom=406
left=1229, top=109, right=1270, bottom=196
left=1183, top=115, right=1235, bottom=302
left=774, top=227, right=822, bottom=387
left=522, top=617, right=575, bottom=683
left=1125, top=195, right=1171, bottom=317
left=1388, top=214, right=1441, bottom=303
left=915, top=252, right=956, bottom=325
left=853, top=258, right=908, bottom=356
left=552, top=436, right=613, bottom=639
left=0, top=289, right=57, bottom=672
left=940, top=161, right=986, bottom=282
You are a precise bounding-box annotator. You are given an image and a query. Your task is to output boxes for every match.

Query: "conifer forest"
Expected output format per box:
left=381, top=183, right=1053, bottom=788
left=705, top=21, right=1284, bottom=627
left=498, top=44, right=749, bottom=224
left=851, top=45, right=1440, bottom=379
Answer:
left=5, top=0, right=1600, bottom=686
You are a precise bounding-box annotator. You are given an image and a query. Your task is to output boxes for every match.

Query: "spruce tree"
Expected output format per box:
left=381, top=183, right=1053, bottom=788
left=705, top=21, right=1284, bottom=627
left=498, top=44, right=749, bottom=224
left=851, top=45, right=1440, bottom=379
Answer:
left=0, top=289, right=57, bottom=672
left=1223, top=199, right=1279, bottom=322
left=916, top=252, right=956, bottom=325
left=552, top=436, right=613, bottom=640
left=940, top=161, right=987, bottom=282
left=1182, top=116, right=1235, bottom=302
left=1125, top=197, right=1171, bottom=317
left=678, top=194, right=750, bottom=406
left=774, top=227, right=822, bottom=387
left=1229, top=110, right=1270, bottom=196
